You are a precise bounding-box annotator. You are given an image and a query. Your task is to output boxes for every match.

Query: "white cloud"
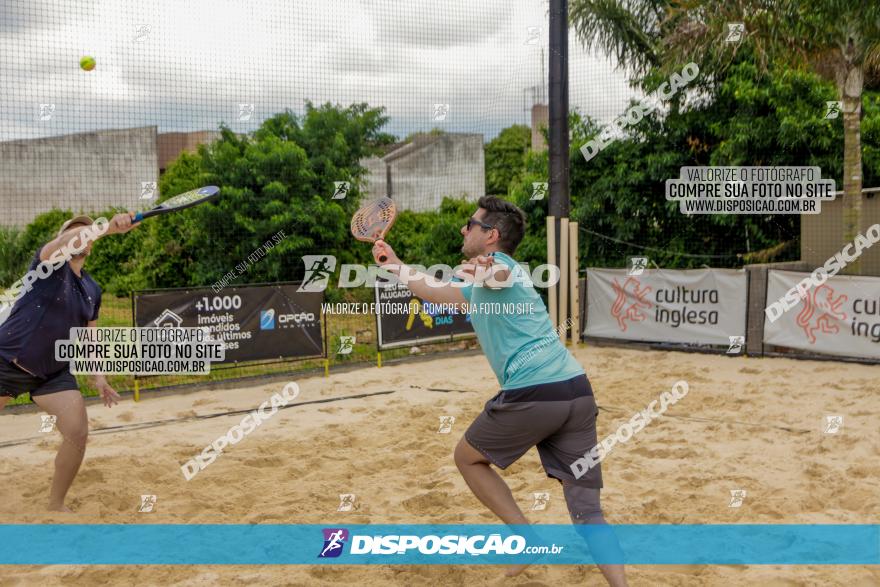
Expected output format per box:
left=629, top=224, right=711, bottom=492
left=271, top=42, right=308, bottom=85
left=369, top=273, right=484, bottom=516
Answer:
left=0, top=0, right=635, bottom=142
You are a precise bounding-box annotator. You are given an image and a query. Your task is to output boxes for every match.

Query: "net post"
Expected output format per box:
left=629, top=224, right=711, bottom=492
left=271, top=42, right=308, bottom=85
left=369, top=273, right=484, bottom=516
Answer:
left=323, top=359, right=329, bottom=377
left=377, top=351, right=382, bottom=368
left=546, top=216, right=557, bottom=330
left=134, top=378, right=140, bottom=403
left=559, top=217, right=569, bottom=342
left=569, top=221, right=580, bottom=346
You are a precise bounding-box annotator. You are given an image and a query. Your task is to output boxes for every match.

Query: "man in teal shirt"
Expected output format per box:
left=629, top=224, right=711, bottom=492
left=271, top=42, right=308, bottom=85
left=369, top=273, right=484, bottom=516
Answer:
left=372, top=196, right=627, bottom=585
left=457, top=247, right=584, bottom=390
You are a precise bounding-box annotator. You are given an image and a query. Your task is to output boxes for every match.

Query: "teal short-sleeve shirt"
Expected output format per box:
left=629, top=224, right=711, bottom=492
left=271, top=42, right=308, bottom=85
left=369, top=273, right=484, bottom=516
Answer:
left=457, top=252, right=584, bottom=390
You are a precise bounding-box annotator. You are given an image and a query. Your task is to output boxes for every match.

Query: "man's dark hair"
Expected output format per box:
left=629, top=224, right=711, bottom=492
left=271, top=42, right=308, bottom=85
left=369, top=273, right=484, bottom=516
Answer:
left=477, top=196, right=527, bottom=254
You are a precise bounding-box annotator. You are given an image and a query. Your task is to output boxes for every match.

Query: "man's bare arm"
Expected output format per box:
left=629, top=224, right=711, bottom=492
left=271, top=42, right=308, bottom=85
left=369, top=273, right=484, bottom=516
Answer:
left=40, top=224, right=100, bottom=262
left=371, top=240, right=470, bottom=308
left=40, top=213, right=136, bottom=262
left=86, top=319, right=120, bottom=407
left=395, top=265, right=469, bottom=307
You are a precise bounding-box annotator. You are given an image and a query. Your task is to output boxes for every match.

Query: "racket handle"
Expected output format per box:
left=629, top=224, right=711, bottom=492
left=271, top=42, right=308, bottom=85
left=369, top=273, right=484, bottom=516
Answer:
left=133, top=211, right=144, bottom=223
left=378, top=254, right=387, bottom=263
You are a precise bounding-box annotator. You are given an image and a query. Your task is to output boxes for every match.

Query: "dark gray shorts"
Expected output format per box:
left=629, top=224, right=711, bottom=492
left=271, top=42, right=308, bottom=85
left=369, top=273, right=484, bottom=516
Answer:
left=0, top=357, right=78, bottom=399
left=464, top=374, right=603, bottom=490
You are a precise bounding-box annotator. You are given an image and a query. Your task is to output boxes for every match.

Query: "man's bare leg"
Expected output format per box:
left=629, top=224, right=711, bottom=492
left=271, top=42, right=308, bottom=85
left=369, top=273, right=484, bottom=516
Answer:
left=454, top=437, right=537, bottom=576
left=32, top=389, right=88, bottom=512
left=598, top=563, right=628, bottom=586
left=454, top=437, right=529, bottom=524
left=455, top=438, right=628, bottom=584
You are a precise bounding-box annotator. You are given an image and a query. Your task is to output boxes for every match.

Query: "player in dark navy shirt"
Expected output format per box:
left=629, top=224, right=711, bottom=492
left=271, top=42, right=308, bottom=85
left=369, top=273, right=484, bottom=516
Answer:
left=0, top=212, right=137, bottom=511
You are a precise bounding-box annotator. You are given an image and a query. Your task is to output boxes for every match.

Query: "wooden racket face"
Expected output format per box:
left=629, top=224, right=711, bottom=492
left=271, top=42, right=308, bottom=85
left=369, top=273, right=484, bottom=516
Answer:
left=351, top=197, right=397, bottom=243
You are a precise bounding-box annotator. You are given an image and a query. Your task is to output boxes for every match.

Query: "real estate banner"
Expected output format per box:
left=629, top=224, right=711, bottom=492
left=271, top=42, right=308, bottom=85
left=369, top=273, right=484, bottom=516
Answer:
left=134, top=283, right=324, bottom=364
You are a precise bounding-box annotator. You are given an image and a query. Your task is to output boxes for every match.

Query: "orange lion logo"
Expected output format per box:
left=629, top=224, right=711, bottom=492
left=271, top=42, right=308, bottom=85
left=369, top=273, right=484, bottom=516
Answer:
left=795, top=284, right=847, bottom=344
left=610, top=277, right=653, bottom=332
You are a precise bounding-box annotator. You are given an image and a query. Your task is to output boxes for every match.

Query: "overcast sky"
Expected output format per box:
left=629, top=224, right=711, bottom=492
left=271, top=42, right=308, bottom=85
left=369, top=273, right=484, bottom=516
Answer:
left=1, top=0, right=636, bottom=142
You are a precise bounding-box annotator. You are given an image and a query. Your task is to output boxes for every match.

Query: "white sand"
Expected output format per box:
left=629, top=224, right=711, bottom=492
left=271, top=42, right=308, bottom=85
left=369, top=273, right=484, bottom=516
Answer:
left=0, top=345, right=878, bottom=586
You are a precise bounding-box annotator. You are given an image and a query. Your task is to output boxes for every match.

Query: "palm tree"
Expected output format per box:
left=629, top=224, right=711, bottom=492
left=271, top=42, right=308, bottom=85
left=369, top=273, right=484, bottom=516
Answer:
left=570, top=0, right=880, bottom=273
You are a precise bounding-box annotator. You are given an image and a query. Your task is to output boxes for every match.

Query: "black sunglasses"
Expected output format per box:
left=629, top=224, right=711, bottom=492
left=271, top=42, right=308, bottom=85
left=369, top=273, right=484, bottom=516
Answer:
left=466, top=217, right=494, bottom=231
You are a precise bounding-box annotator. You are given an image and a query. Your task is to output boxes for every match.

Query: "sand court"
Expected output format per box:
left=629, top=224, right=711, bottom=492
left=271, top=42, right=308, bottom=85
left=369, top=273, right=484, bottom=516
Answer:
left=0, top=345, right=877, bottom=585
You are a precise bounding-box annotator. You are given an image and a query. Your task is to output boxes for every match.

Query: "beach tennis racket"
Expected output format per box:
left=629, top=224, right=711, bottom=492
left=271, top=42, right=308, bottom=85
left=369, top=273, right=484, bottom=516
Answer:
left=351, top=196, right=397, bottom=262
left=133, top=186, right=219, bottom=222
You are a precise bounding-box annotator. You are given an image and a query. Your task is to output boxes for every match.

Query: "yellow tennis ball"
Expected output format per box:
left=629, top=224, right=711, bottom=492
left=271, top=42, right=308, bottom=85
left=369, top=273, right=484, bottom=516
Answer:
left=80, top=56, right=96, bottom=71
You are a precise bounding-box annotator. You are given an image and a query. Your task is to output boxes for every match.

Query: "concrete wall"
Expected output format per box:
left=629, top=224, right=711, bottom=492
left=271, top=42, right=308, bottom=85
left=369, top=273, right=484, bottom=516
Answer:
left=157, top=131, right=220, bottom=173
left=361, top=133, right=485, bottom=212
left=388, top=134, right=484, bottom=212
left=360, top=155, right=388, bottom=199
left=802, top=194, right=880, bottom=276
left=0, top=126, right=159, bottom=226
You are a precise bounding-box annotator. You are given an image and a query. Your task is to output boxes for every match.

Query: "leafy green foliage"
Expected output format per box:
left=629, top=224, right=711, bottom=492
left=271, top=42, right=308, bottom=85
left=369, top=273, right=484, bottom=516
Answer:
left=389, top=198, right=473, bottom=268
left=0, top=103, right=398, bottom=295
left=513, top=57, right=880, bottom=269
left=85, top=211, right=150, bottom=294
left=485, top=125, right=531, bottom=196
left=2, top=68, right=875, bottom=296
left=564, top=59, right=838, bottom=267
left=19, top=209, right=72, bottom=258
left=0, top=209, right=72, bottom=288
left=0, top=225, right=28, bottom=286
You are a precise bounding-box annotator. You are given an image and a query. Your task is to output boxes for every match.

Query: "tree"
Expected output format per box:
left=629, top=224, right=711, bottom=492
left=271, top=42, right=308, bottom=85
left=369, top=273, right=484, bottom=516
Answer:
left=507, top=52, right=880, bottom=269
left=136, top=103, right=395, bottom=291
left=570, top=0, right=880, bottom=272
left=484, top=125, right=531, bottom=196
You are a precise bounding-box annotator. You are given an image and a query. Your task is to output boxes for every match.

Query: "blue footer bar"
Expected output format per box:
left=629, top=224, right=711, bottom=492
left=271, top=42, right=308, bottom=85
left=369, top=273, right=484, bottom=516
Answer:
left=0, top=524, right=877, bottom=565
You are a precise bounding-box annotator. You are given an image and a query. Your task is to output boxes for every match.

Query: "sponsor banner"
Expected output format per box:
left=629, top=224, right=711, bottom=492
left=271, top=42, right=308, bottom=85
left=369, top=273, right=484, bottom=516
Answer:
left=585, top=269, right=747, bottom=345
left=374, top=280, right=474, bottom=350
left=134, top=283, right=323, bottom=364
left=0, top=524, right=875, bottom=565
left=764, top=270, right=880, bottom=359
